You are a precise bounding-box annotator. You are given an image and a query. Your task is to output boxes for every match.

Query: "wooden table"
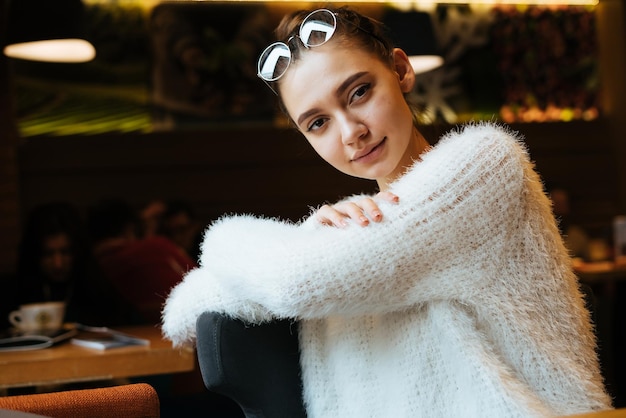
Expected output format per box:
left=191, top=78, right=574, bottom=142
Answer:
left=573, top=260, right=626, bottom=401
left=563, top=408, right=626, bottom=417
left=0, top=325, right=195, bottom=389
left=574, top=261, right=626, bottom=284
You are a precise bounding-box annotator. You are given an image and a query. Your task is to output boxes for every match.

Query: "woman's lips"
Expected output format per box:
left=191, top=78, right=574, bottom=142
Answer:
left=351, top=137, right=386, bottom=163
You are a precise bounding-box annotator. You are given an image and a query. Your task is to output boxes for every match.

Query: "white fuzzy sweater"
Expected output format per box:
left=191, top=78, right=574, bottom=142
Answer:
left=162, top=123, right=612, bottom=417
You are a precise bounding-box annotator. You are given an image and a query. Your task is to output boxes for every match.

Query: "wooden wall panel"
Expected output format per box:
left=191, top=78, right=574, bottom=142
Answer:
left=17, top=126, right=377, bottom=227
left=516, top=120, right=619, bottom=234
left=18, top=120, right=618, bottom=239
left=0, top=32, right=21, bottom=275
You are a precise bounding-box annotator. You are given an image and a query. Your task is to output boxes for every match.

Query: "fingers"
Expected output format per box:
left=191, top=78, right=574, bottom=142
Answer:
left=358, top=198, right=382, bottom=224
left=315, top=193, right=399, bottom=228
left=376, top=191, right=400, bottom=204
left=362, top=192, right=399, bottom=223
left=315, top=203, right=355, bottom=228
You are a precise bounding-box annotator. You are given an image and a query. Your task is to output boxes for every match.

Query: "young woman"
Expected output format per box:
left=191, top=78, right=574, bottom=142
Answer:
left=162, top=7, right=611, bottom=417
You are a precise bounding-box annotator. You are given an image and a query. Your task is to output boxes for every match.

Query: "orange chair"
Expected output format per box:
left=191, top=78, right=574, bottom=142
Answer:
left=0, top=383, right=160, bottom=418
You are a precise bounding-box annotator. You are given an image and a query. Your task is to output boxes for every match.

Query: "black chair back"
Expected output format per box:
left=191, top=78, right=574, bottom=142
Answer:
left=195, top=312, right=306, bottom=418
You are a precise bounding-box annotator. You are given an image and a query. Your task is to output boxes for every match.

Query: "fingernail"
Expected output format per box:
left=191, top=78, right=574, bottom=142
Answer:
left=372, top=211, right=382, bottom=220
left=360, top=216, right=369, bottom=225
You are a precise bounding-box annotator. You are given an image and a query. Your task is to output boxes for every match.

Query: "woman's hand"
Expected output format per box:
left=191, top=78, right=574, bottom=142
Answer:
left=315, top=191, right=399, bottom=227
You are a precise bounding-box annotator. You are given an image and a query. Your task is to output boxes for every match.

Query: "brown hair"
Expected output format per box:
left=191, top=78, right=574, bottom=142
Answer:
left=272, top=7, right=394, bottom=96
left=270, top=6, right=426, bottom=126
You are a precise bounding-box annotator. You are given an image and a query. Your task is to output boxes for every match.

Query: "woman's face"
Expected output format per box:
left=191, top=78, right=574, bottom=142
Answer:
left=40, top=233, right=74, bottom=283
left=279, top=42, right=419, bottom=188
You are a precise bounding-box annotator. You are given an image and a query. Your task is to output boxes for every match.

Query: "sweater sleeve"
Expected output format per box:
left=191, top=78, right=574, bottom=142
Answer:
left=163, top=123, right=532, bottom=342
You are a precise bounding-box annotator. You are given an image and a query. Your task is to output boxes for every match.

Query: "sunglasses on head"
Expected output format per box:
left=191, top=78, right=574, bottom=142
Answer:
left=257, top=9, right=385, bottom=94
left=258, top=9, right=337, bottom=84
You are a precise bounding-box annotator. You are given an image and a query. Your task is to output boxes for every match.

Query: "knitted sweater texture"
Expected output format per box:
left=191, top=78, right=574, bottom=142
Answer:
left=162, top=123, right=612, bottom=417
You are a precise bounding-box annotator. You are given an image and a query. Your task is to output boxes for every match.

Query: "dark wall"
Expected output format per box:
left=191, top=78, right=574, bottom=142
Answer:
left=17, top=125, right=378, bottom=227
left=17, top=120, right=618, bottom=236
left=518, top=120, right=619, bottom=235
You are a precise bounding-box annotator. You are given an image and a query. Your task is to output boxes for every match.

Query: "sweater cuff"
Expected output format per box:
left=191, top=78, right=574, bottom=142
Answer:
left=161, top=267, right=273, bottom=347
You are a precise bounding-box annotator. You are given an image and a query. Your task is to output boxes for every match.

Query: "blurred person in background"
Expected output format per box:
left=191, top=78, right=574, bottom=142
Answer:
left=140, top=199, right=167, bottom=239
left=158, top=199, right=203, bottom=262
left=11, top=202, right=125, bottom=327
left=548, top=185, right=591, bottom=260
left=88, top=198, right=197, bottom=325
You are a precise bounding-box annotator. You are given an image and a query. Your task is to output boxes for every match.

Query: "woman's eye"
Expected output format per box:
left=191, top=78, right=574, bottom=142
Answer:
left=350, top=83, right=371, bottom=103
left=307, top=118, right=327, bottom=132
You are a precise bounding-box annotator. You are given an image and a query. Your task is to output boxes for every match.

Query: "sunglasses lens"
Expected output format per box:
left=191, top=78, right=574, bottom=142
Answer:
left=257, top=10, right=337, bottom=83
left=258, top=42, right=291, bottom=81
left=300, top=9, right=337, bottom=47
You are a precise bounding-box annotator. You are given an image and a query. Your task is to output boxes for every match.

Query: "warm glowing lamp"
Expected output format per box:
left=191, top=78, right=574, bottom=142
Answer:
left=382, top=9, right=444, bottom=75
left=3, top=0, right=96, bottom=63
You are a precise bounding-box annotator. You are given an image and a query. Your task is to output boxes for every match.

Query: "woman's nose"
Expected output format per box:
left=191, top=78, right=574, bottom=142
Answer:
left=339, top=114, right=368, bottom=145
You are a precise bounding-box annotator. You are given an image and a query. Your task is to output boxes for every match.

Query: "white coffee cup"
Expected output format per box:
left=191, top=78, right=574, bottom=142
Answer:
left=9, top=301, right=66, bottom=332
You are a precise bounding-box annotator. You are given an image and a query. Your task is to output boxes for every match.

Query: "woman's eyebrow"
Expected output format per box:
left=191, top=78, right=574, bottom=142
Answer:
left=336, top=72, right=367, bottom=97
left=297, top=108, right=321, bottom=127
left=296, top=72, right=369, bottom=127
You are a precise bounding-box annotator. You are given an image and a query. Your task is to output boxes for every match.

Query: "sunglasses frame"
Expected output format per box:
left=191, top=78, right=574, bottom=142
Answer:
left=257, top=9, right=338, bottom=95
left=257, top=8, right=388, bottom=96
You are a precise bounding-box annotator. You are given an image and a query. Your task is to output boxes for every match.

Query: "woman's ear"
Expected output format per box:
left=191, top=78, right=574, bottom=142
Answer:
left=392, top=48, right=415, bottom=93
